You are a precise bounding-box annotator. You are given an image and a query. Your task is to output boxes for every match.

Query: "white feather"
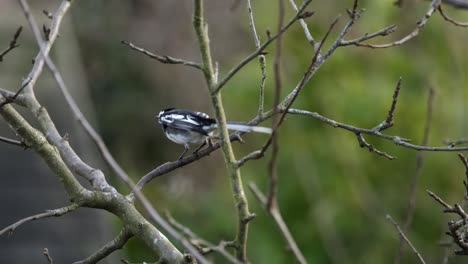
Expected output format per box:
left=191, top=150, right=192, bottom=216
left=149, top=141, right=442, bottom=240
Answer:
left=225, top=123, right=272, bottom=134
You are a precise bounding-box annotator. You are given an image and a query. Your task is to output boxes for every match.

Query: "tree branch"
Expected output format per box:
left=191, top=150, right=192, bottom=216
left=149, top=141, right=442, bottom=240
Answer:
left=350, top=0, right=439, bottom=48
left=249, top=182, right=306, bottom=264
left=438, top=5, right=468, bottom=27
left=73, top=228, right=133, bottom=264
left=193, top=0, right=254, bottom=261
left=386, top=214, right=426, bottom=264
left=121, top=40, right=203, bottom=70
left=0, top=26, right=22, bottom=62
left=0, top=204, right=80, bottom=237
left=165, top=211, right=240, bottom=264
left=395, top=87, right=434, bottom=264
left=212, top=0, right=314, bottom=94
left=18, top=0, right=116, bottom=192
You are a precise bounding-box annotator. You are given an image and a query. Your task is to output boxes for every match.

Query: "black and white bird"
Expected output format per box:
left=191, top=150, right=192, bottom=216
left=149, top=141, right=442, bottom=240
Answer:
left=158, top=108, right=272, bottom=159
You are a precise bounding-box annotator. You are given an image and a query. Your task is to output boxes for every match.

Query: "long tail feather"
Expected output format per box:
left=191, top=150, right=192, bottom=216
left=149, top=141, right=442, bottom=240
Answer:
left=225, top=122, right=272, bottom=134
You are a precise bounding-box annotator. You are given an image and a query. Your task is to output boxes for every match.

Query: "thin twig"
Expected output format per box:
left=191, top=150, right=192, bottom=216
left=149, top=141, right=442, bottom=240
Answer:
left=73, top=228, right=133, bottom=264
left=165, top=211, right=240, bottom=264
left=438, top=5, right=468, bottom=27
left=444, top=137, right=468, bottom=147
left=267, top=0, right=285, bottom=212
left=0, top=78, right=31, bottom=108
left=121, top=41, right=203, bottom=70
left=372, top=78, right=402, bottom=132
left=19, top=0, right=117, bottom=192
left=194, top=0, right=254, bottom=261
left=287, top=0, right=316, bottom=47
left=286, top=108, right=468, bottom=152
left=0, top=204, right=79, bottom=237
left=249, top=182, right=307, bottom=264
left=0, top=26, right=22, bottom=62
left=356, top=132, right=396, bottom=160
left=246, top=0, right=267, bottom=116
left=352, top=0, right=439, bottom=48
left=395, top=87, right=434, bottom=264
left=0, top=135, right=26, bottom=148
left=212, top=0, right=314, bottom=94
left=43, top=248, right=54, bottom=264
left=386, top=214, right=427, bottom=264
left=340, top=24, right=398, bottom=46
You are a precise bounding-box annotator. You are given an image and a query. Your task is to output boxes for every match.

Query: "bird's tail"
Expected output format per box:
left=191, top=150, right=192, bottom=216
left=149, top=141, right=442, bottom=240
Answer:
left=225, top=122, right=272, bottom=134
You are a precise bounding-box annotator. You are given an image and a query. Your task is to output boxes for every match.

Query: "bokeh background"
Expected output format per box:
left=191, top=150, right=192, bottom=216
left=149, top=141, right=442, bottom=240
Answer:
left=0, top=0, right=468, bottom=263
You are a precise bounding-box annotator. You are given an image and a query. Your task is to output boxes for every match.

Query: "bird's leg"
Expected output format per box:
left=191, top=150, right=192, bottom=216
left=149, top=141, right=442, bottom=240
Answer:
left=192, top=141, right=207, bottom=154
left=178, top=144, right=190, bottom=160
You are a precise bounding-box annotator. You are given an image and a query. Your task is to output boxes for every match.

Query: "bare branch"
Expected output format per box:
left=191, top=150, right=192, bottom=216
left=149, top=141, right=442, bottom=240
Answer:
left=428, top=186, right=468, bottom=255
left=0, top=78, right=31, bottom=108
left=351, top=0, right=439, bottom=48
left=249, top=182, right=307, bottom=264
left=266, top=0, right=285, bottom=212
left=246, top=0, right=267, bottom=116
left=193, top=0, right=255, bottom=261
left=19, top=0, right=116, bottom=192
left=0, top=204, right=79, bottom=237
left=372, top=78, right=402, bottom=132
left=121, top=40, right=203, bottom=70
left=212, top=0, right=314, bottom=94
left=340, top=24, right=398, bottom=46
left=445, top=137, right=468, bottom=147
left=73, top=228, right=133, bottom=264
left=356, top=132, right=396, bottom=160
left=0, top=26, right=22, bottom=62
left=0, top=134, right=27, bottom=148
left=287, top=108, right=468, bottom=152
left=386, top=214, right=427, bottom=264
left=130, top=189, right=208, bottom=264
left=287, top=0, right=316, bottom=47
left=165, top=211, right=240, bottom=264
left=395, top=87, right=434, bottom=264
left=438, top=5, right=468, bottom=27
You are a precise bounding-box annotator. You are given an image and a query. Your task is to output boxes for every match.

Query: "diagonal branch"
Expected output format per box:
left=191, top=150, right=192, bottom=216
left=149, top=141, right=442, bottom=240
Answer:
left=19, top=0, right=116, bottom=192
left=438, top=4, right=468, bottom=27
left=351, top=0, right=439, bottom=48
left=0, top=204, right=80, bottom=237
left=121, top=40, right=203, bottom=70
left=266, top=0, right=285, bottom=212
left=73, top=228, right=133, bottom=264
left=165, top=211, right=240, bottom=264
left=372, top=78, right=402, bottom=132
left=386, top=214, right=426, bottom=264
left=395, top=87, right=434, bottom=264
left=212, top=0, right=314, bottom=94
left=0, top=135, right=27, bottom=148
left=249, top=182, right=306, bottom=264
left=0, top=26, right=22, bottom=62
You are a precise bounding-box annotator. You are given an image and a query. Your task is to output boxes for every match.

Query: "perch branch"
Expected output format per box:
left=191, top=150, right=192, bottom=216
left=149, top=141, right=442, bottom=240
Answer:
left=121, top=40, right=203, bottom=70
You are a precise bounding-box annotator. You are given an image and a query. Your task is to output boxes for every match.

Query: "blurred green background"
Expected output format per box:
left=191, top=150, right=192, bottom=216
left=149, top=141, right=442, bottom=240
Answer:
left=1, top=0, right=468, bottom=263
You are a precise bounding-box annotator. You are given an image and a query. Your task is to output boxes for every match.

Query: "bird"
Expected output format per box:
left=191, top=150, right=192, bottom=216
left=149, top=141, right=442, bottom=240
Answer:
left=157, top=108, right=272, bottom=160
